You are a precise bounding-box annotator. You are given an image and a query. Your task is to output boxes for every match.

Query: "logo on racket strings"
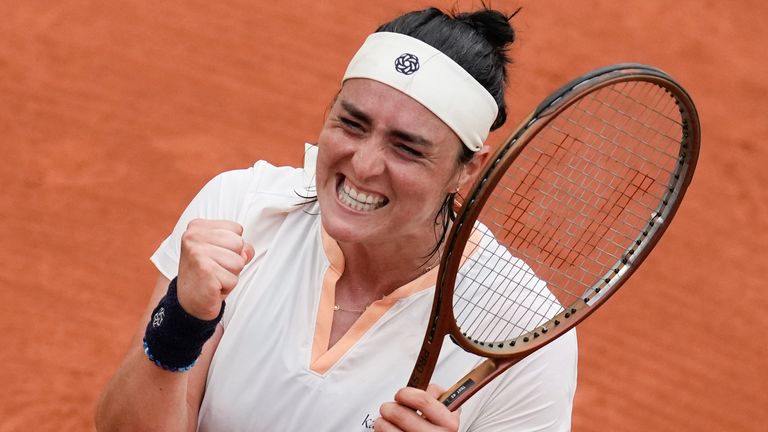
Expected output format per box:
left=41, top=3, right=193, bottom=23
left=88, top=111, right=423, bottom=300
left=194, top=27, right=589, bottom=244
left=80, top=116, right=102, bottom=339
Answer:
left=395, top=53, right=419, bottom=75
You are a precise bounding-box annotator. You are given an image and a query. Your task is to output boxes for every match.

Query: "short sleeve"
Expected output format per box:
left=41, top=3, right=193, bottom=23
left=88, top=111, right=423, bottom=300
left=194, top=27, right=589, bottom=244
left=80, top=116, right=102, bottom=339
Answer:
left=149, top=142, right=319, bottom=280
left=149, top=164, right=265, bottom=279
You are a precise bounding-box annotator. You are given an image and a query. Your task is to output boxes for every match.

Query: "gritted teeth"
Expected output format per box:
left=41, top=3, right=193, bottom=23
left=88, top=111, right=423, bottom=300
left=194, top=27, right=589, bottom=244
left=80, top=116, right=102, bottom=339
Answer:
left=338, top=179, right=387, bottom=211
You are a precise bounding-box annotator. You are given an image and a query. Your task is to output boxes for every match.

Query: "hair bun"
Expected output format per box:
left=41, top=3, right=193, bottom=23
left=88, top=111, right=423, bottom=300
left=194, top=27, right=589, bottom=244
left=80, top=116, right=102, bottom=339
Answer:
left=374, top=6, right=520, bottom=131
left=457, top=8, right=519, bottom=51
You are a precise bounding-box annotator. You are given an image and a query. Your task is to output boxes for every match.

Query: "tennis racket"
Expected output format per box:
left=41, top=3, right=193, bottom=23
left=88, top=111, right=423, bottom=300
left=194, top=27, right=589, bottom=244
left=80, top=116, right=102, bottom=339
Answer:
left=407, top=63, right=700, bottom=410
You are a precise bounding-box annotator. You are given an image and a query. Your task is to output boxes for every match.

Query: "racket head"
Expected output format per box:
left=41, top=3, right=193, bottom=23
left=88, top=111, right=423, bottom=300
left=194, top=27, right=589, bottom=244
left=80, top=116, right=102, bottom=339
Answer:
left=409, top=64, right=700, bottom=389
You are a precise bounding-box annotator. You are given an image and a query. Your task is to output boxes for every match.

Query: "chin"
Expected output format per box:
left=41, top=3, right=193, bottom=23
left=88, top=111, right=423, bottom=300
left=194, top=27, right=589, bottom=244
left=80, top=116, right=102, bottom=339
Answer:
left=320, top=212, right=368, bottom=244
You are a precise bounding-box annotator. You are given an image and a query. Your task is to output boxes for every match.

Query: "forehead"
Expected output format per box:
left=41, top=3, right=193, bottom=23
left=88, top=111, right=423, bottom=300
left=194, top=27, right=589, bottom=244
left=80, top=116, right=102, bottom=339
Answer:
left=337, top=78, right=460, bottom=145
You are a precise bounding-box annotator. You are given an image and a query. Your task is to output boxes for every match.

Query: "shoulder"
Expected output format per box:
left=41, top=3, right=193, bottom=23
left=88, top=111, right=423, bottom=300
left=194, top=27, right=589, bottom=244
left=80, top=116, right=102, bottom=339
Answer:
left=206, top=143, right=318, bottom=205
left=149, top=144, right=320, bottom=279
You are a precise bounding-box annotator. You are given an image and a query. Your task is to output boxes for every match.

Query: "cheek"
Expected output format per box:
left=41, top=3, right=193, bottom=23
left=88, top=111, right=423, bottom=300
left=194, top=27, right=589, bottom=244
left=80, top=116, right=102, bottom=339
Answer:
left=315, top=129, right=343, bottom=182
left=394, top=172, right=452, bottom=216
left=317, top=124, right=356, bottom=156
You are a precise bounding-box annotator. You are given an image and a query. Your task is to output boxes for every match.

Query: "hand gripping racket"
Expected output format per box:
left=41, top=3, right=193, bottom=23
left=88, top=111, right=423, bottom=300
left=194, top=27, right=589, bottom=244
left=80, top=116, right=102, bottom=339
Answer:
left=407, top=64, right=700, bottom=410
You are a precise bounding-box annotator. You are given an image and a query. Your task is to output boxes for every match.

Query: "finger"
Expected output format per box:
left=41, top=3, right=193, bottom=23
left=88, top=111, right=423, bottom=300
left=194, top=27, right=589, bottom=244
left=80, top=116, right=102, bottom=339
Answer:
left=206, top=244, right=249, bottom=276
left=425, top=384, right=447, bottom=400
left=372, top=412, right=403, bottom=432
left=241, top=242, right=255, bottom=264
left=175, top=265, right=230, bottom=320
left=378, top=400, right=423, bottom=431
left=199, top=227, right=246, bottom=253
left=394, top=387, right=459, bottom=430
left=212, top=264, right=240, bottom=294
left=187, top=218, right=244, bottom=235
left=182, top=221, right=246, bottom=256
left=181, top=230, right=244, bottom=266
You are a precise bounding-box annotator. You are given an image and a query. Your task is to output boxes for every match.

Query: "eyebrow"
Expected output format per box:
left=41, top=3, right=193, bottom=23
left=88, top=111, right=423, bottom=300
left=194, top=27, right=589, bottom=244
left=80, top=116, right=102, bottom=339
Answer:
left=339, top=100, right=433, bottom=147
left=340, top=100, right=372, bottom=124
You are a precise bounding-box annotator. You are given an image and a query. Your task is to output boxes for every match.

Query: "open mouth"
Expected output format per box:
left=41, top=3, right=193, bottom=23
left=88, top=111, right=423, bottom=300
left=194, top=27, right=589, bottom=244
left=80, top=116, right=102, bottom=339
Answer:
left=336, top=177, right=388, bottom=212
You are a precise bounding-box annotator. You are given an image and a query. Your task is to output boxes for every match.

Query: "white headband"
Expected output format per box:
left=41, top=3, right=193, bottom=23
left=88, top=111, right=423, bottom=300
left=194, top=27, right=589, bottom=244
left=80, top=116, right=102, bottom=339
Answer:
left=342, top=32, right=498, bottom=152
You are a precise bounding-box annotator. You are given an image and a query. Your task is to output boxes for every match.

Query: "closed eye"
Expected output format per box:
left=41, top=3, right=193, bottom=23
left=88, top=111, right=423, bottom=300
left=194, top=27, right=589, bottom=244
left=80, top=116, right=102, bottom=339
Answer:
left=340, top=117, right=364, bottom=133
left=396, top=143, right=425, bottom=158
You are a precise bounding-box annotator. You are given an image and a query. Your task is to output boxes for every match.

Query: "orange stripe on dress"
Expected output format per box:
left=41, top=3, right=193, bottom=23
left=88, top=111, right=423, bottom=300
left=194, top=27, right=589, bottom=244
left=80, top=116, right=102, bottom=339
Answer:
left=310, top=225, right=483, bottom=374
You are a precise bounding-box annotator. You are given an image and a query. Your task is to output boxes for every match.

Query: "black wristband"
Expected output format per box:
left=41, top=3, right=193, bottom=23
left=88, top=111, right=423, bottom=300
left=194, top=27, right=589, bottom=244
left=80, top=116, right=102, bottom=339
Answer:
left=142, top=277, right=224, bottom=372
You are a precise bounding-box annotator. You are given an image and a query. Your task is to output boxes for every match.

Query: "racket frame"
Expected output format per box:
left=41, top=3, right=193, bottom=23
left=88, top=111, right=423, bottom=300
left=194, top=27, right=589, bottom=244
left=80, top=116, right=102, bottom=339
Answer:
left=407, top=64, right=700, bottom=409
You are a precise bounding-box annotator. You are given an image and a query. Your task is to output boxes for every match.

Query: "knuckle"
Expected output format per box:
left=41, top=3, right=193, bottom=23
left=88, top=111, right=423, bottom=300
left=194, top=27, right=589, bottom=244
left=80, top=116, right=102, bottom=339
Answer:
left=233, top=235, right=245, bottom=252
left=183, top=244, right=206, bottom=265
left=378, top=402, right=394, bottom=417
left=186, top=218, right=204, bottom=229
left=180, top=228, right=193, bottom=244
left=231, top=222, right=244, bottom=235
left=181, top=226, right=205, bottom=247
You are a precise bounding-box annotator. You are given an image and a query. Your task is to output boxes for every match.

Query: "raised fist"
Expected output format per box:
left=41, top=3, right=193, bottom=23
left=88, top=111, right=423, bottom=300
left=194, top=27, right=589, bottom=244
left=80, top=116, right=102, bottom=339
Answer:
left=176, top=219, right=255, bottom=320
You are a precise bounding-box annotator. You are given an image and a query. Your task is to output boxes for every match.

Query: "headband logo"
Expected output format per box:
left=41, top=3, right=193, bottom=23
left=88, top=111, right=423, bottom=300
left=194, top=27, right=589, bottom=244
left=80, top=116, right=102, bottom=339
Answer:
left=394, top=53, right=419, bottom=75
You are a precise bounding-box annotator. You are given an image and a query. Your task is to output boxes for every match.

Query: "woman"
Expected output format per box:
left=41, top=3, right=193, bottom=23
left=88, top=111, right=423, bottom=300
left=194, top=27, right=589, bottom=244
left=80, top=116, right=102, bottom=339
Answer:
left=96, top=6, right=577, bottom=431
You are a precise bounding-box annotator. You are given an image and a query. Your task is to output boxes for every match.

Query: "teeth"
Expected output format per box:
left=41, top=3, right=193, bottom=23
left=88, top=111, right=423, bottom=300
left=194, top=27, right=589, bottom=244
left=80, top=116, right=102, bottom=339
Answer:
left=338, top=179, right=386, bottom=212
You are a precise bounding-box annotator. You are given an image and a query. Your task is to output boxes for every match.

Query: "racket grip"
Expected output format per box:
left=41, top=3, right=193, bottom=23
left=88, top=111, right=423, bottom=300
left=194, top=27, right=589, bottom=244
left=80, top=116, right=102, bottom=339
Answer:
left=439, top=359, right=497, bottom=411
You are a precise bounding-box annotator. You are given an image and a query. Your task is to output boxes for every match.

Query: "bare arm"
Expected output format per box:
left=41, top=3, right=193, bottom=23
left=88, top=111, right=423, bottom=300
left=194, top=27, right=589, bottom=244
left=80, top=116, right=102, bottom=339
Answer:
left=95, top=274, right=222, bottom=432
left=96, top=219, right=254, bottom=431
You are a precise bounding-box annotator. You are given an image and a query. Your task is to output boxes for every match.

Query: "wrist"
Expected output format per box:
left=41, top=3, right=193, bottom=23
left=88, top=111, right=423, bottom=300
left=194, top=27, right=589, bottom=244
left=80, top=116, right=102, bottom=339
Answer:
left=142, top=277, right=224, bottom=372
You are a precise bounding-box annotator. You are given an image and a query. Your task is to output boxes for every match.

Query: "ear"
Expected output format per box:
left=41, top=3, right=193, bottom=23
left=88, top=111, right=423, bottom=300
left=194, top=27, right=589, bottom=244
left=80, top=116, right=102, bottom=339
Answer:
left=457, top=145, right=491, bottom=191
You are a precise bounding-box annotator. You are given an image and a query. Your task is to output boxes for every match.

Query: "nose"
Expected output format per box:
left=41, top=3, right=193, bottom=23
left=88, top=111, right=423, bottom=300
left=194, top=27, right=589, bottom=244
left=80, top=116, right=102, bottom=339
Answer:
left=350, top=138, right=385, bottom=179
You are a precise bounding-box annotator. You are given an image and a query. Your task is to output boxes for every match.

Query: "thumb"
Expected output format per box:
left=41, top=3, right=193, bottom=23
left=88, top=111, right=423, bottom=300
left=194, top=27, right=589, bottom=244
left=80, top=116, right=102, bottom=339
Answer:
left=241, top=242, right=256, bottom=265
left=426, top=383, right=462, bottom=416
left=426, top=384, right=458, bottom=410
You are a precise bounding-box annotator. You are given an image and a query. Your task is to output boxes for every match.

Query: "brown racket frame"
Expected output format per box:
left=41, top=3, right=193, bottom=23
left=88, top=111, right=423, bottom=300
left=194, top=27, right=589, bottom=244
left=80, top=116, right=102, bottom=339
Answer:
left=407, top=64, right=701, bottom=410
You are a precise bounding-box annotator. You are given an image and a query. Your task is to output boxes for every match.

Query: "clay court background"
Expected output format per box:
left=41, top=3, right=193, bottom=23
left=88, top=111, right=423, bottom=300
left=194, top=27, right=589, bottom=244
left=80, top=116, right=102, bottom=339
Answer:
left=1, top=0, right=766, bottom=430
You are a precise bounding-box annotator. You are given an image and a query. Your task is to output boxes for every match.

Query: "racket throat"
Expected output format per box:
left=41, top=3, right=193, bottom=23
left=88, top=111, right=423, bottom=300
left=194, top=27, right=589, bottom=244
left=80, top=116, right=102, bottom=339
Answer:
left=440, top=359, right=498, bottom=410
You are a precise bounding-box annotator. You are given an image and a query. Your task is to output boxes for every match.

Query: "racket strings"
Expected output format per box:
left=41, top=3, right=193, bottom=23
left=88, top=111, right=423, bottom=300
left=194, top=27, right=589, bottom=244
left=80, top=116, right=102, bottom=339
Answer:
left=453, top=240, right=559, bottom=342
left=581, top=83, right=683, bottom=167
left=453, top=81, right=686, bottom=345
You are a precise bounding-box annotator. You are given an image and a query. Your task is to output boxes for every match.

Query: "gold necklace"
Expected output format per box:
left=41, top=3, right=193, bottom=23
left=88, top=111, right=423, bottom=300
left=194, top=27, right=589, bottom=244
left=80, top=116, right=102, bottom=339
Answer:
left=333, top=304, right=367, bottom=313
left=333, top=262, right=437, bottom=314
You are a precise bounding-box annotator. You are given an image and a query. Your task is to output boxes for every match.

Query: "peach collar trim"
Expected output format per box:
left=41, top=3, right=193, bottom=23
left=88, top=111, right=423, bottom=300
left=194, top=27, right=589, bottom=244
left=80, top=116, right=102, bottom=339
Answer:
left=310, top=228, right=438, bottom=374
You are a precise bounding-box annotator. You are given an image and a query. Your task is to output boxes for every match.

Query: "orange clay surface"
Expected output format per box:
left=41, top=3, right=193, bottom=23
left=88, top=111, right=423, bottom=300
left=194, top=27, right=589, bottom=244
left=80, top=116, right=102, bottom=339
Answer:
left=1, top=1, right=766, bottom=431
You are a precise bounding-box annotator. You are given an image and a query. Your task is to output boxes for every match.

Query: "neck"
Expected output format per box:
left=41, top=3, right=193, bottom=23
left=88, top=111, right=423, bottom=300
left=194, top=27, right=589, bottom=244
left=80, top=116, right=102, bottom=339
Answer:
left=336, top=238, right=440, bottom=301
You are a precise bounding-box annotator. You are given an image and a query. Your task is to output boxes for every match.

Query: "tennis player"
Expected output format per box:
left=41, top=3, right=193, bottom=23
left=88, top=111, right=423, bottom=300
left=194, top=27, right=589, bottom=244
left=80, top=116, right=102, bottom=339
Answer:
left=96, top=6, right=577, bottom=431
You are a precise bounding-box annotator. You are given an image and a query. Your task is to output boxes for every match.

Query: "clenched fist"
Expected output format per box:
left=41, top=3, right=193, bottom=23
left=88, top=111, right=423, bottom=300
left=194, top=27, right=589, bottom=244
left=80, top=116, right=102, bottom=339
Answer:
left=176, top=219, right=255, bottom=320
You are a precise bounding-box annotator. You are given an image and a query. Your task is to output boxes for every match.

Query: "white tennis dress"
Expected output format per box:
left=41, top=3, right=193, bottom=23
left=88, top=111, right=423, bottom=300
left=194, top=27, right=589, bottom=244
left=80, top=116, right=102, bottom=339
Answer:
left=151, top=144, right=578, bottom=432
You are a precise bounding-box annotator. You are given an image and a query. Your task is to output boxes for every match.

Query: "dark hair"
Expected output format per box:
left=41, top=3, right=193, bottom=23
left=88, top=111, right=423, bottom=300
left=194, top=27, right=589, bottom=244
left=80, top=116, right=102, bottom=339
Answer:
left=376, top=6, right=518, bottom=135
left=376, top=6, right=519, bottom=260
left=303, top=7, right=519, bottom=264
